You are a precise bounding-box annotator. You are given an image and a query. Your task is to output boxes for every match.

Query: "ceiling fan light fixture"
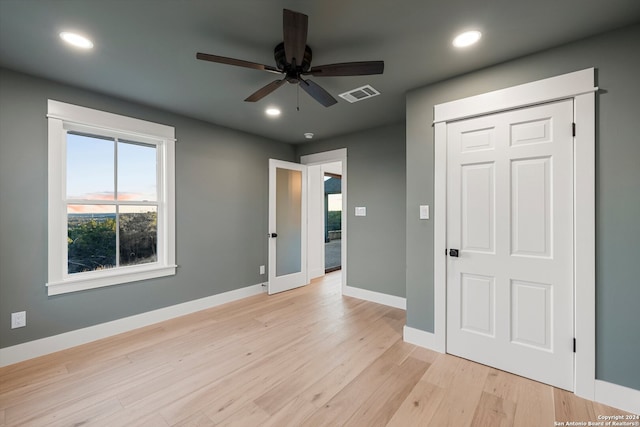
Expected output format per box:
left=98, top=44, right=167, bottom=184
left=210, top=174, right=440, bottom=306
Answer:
left=196, top=9, right=384, bottom=108
left=453, top=30, right=482, bottom=48
left=265, top=107, right=281, bottom=117
left=59, top=32, right=94, bottom=49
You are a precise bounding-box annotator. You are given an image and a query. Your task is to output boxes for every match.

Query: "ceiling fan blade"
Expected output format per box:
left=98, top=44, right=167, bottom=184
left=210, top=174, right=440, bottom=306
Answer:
left=299, top=78, right=338, bottom=107
left=283, top=9, right=308, bottom=66
left=306, top=61, right=385, bottom=77
left=244, top=79, right=286, bottom=102
left=197, top=52, right=282, bottom=74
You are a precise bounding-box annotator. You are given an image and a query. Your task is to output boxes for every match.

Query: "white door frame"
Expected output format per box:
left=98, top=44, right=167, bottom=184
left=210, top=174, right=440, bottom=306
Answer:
left=432, top=68, right=597, bottom=400
left=301, top=148, right=347, bottom=293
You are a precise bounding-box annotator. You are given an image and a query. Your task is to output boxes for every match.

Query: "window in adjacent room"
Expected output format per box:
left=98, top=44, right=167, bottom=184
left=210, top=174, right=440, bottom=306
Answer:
left=47, top=100, right=176, bottom=295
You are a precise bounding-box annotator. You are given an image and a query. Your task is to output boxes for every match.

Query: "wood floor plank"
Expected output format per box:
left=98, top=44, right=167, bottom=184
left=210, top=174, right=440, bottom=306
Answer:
left=258, top=313, right=404, bottom=427
left=406, top=345, right=441, bottom=364
left=342, top=355, right=430, bottom=427
left=0, top=362, right=68, bottom=396
left=512, top=377, right=555, bottom=427
left=4, top=361, right=172, bottom=426
left=470, top=391, right=516, bottom=427
left=252, top=310, right=400, bottom=416
left=0, top=271, right=630, bottom=427
left=86, top=401, right=172, bottom=427
left=170, top=411, right=215, bottom=427
left=425, top=356, right=491, bottom=427
left=20, top=397, right=123, bottom=427
left=420, top=352, right=464, bottom=389
left=297, top=340, right=415, bottom=427
left=591, top=400, right=632, bottom=418
left=483, top=368, right=525, bottom=402
left=553, top=387, right=619, bottom=423
left=385, top=377, right=445, bottom=426
left=117, top=298, right=327, bottom=409
left=160, top=322, right=340, bottom=424
left=205, top=307, right=401, bottom=425
left=215, top=402, right=271, bottom=427
left=157, top=291, right=375, bottom=425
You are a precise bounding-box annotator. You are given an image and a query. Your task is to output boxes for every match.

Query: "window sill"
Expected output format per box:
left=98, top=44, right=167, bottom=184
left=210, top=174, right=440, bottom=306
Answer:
left=47, top=264, right=177, bottom=296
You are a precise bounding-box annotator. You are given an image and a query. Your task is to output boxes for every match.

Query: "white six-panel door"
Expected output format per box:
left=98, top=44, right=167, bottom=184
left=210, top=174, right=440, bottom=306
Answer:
left=446, top=99, right=575, bottom=390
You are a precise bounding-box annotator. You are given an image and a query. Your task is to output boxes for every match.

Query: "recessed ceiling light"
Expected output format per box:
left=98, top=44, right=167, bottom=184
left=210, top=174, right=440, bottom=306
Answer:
left=304, top=132, right=314, bottom=139
left=265, top=107, right=281, bottom=117
left=60, top=32, right=94, bottom=49
left=453, top=30, right=482, bottom=48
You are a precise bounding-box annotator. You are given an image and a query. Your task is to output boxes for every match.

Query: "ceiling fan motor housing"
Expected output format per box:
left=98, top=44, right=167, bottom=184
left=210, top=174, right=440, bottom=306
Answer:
left=274, top=42, right=312, bottom=82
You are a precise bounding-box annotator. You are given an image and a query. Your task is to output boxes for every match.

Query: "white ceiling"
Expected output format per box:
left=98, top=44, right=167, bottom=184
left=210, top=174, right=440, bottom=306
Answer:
left=1, top=0, right=639, bottom=143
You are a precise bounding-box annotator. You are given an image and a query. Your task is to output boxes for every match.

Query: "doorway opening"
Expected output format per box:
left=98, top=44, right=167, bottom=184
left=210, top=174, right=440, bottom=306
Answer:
left=300, top=148, right=347, bottom=291
left=324, top=173, right=342, bottom=273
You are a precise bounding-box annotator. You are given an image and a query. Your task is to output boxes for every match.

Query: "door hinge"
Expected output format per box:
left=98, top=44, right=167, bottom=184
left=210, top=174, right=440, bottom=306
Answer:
left=572, top=122, right=576, bottom=137
left=573, top=338, right=576, bottom=353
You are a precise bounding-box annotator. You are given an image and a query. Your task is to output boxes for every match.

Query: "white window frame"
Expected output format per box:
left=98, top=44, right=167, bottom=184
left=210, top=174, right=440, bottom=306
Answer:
left=47, top=100, right=176, bottom=296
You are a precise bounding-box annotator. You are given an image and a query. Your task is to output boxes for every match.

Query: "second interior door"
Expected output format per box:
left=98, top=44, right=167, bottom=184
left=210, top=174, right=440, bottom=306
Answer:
left=268, top=159, right=308, bottom=294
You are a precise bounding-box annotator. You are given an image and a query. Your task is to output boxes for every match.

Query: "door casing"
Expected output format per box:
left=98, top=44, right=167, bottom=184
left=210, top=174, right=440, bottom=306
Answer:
left=301, top=149, right=348, bottom=294
left=432, top=68, right=596, bottom=399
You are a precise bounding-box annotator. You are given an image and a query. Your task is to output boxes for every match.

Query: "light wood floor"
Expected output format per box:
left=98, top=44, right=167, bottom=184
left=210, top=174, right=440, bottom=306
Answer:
left=0, top=272, right=628, bottom=426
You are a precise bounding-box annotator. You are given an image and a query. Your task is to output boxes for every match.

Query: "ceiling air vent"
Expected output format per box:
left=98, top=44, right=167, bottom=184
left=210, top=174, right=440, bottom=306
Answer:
left=339, top=85, right=380, bottom=103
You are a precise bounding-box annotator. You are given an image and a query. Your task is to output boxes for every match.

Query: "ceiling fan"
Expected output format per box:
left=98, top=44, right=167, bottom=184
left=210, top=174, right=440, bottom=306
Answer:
left=196, top=9, right=384, bottom=107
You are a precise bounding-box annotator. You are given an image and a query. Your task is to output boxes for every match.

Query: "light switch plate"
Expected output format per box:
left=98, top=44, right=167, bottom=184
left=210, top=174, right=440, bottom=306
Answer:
left=419, top=205, right=430, bottom=220
left=11, top=311, right=26, bottom=329
left=355, top=207, right=366, bottom=217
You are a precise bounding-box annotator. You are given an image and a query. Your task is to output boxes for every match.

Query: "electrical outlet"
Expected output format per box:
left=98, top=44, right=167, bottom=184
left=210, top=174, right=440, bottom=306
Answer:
left=11, top=311, right=26, bottom=329
left=259, top=265, right=265, bottom=275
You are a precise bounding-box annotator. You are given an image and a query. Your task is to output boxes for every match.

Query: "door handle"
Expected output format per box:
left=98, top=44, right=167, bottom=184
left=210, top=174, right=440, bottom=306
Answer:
left=269, top=233, right=278, bottom=238
left=449, top=249, right=459, bottom=257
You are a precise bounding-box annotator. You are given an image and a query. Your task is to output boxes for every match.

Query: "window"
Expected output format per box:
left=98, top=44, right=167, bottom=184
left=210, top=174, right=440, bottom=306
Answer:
left=47, top=100, right=176, bottom=295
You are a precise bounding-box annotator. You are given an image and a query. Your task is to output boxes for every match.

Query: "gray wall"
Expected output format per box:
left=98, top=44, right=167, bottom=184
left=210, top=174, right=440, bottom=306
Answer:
left=296, top=123, right=406, bottom=298
left=0, top=68, right=295, bottom=348
left=405, top=24, right=640, bottom=391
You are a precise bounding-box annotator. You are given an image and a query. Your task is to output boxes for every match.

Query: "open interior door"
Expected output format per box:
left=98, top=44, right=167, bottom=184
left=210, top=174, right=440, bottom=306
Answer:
left=268, top=159, right=308, bottom=294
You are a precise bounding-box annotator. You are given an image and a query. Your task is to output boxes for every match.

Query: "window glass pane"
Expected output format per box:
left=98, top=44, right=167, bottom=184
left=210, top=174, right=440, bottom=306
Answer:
left=119, top=206, right=158, bottom=267
left=67, top=205, right=116, bottom=274
left=327, top=193, right=342, bottom=212
left=67, top=133, right=115, bottom=200
left=118, top=140, right=157, bottom=201
left=275, top=168, right=302, bottom=277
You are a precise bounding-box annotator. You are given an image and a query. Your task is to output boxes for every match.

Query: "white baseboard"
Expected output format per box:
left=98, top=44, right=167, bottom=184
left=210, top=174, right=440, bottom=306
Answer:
left=0, top=282, right=266, bottom=367
left=594, top=379, right=640, bottom=414
left=343, top=285, right=406, bottom=309
left=403, top=325, right=445, bottom=353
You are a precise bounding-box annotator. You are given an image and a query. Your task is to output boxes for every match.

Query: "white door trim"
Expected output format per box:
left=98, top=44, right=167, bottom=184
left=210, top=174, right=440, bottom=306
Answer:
left=433, top=68, right=597, bottom=400
left=300, top=149, right=347, bottom=294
